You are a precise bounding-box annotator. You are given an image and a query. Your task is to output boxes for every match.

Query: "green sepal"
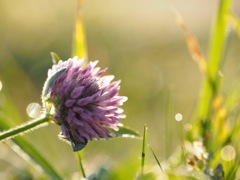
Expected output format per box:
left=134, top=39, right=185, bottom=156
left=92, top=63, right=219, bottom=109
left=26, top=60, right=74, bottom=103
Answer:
left=59, top=133, right=88, bottom=152
left=51, top=52, right=61, bottom=64
left=42, top=68, right=66, bottom=98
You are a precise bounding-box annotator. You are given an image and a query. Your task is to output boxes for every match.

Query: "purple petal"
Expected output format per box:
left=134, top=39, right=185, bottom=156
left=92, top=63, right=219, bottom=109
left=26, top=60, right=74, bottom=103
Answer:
left=98, top=88, right=119, bottom=102
left=67, top=109, right=75, bottom=123
left=71, top=86, right=84, bottom=99
left=61, top=125, right=70, bottom=139
left=65, top=99, right=76, bottom=107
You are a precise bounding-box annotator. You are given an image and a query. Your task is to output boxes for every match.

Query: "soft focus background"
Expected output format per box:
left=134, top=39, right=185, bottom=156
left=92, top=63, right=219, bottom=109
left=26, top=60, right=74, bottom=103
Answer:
left=0, top=0, right=239, bottom=179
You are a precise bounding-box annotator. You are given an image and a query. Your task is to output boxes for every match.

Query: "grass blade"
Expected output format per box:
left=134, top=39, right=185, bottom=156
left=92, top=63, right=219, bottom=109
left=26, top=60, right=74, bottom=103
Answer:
left=198, top=0, right=232, bottom=121
left=72, top=0, right=87, bottom=58
left=141, top=125, right=147, bottom=179
left=148, top=145, right=163, bottom=172
left=0, top=115, right=61, bottom=179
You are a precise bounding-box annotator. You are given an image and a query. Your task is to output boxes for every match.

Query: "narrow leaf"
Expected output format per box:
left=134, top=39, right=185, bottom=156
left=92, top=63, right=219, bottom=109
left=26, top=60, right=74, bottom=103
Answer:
left=197, top=0, right=231, bottom=124
left=148, top=145, right=163, bottom=172
left=110, top=126, right=140, bottom=138
left=72, top=8, right=87, bottom=58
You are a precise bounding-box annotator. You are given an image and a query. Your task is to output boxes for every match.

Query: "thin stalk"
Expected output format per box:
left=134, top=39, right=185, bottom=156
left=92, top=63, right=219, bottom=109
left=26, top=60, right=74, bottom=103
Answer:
left=140, top=125, right=147, bottom=179
left=77, top=152, right=86, bottom=178
left=148, top=145, right=163, bottom=172
left=0, top=115, right=51, bottom=141
left=165, top=90, right=173, bottom=158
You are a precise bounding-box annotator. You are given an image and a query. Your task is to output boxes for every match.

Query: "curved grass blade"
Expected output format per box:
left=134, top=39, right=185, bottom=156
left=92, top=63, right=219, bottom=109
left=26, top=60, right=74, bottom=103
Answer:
left=148, top=145, right=163, bottom=172
left=0, top=116, right=62, bottom=180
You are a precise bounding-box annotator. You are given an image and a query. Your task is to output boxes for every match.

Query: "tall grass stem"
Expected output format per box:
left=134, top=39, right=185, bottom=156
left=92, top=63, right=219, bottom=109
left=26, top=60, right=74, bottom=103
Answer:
left=198, top=0, right=232, bottom=121
left=140, top=125, right=147, bottom=179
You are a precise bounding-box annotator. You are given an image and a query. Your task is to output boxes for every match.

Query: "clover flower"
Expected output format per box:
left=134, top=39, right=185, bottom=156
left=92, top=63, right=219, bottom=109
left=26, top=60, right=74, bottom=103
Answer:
left=42, top=57, right=127, bottom=151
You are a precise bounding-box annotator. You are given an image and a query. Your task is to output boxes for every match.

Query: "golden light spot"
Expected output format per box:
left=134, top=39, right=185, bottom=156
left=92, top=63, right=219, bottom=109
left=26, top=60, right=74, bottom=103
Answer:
left=221, top=145, right=236, bottom=161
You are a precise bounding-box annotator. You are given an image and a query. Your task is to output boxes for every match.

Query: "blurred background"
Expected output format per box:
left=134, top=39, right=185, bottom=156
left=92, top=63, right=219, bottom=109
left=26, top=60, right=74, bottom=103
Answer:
left=0, top=0, right=239, bottom=179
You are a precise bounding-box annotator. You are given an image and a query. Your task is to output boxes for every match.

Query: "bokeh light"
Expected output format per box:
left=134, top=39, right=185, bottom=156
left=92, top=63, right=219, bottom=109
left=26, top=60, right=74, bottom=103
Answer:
left=0, top=81, right=2, bottom=91
left=175, top=113, right=183, bottom=122
left=26, top=103, right=42, bottom=118
left=221, top=145, right=236, bottom=161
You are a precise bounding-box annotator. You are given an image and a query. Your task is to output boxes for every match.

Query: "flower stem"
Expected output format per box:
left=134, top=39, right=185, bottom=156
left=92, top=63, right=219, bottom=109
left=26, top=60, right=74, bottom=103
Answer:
left=77, top=152, right=86, bottom=178
left=0, top=115, right=51, bottom=141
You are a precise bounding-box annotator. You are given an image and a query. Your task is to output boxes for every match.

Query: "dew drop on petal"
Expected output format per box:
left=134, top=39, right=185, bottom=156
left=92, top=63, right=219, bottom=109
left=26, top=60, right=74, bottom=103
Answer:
left=175, top=113, right=183, bottom=122
left=26, top=103, right=42, bottom=118
left=221, top=145, right=236, bottom=161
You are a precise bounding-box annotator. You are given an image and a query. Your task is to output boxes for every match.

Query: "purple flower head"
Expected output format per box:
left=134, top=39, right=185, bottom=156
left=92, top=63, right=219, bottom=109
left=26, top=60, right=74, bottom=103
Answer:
left=42, top=57, right=127, bottom=151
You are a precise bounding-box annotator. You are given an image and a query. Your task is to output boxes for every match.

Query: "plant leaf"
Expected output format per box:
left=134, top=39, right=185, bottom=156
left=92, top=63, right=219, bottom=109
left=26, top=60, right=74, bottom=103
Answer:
left=110, top=126, right=140, bottom=138
left=51, top=52, right=61, bottom=64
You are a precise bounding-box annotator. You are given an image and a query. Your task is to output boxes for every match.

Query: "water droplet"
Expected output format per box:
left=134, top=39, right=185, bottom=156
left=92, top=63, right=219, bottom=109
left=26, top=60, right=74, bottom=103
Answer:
left=221, top=145, right=236, bottom=161
left=175, top=113, right=183, bottom=122
left=26, top=103, right=42, bottom=118
left=0, top=81, right=2, bottom=91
